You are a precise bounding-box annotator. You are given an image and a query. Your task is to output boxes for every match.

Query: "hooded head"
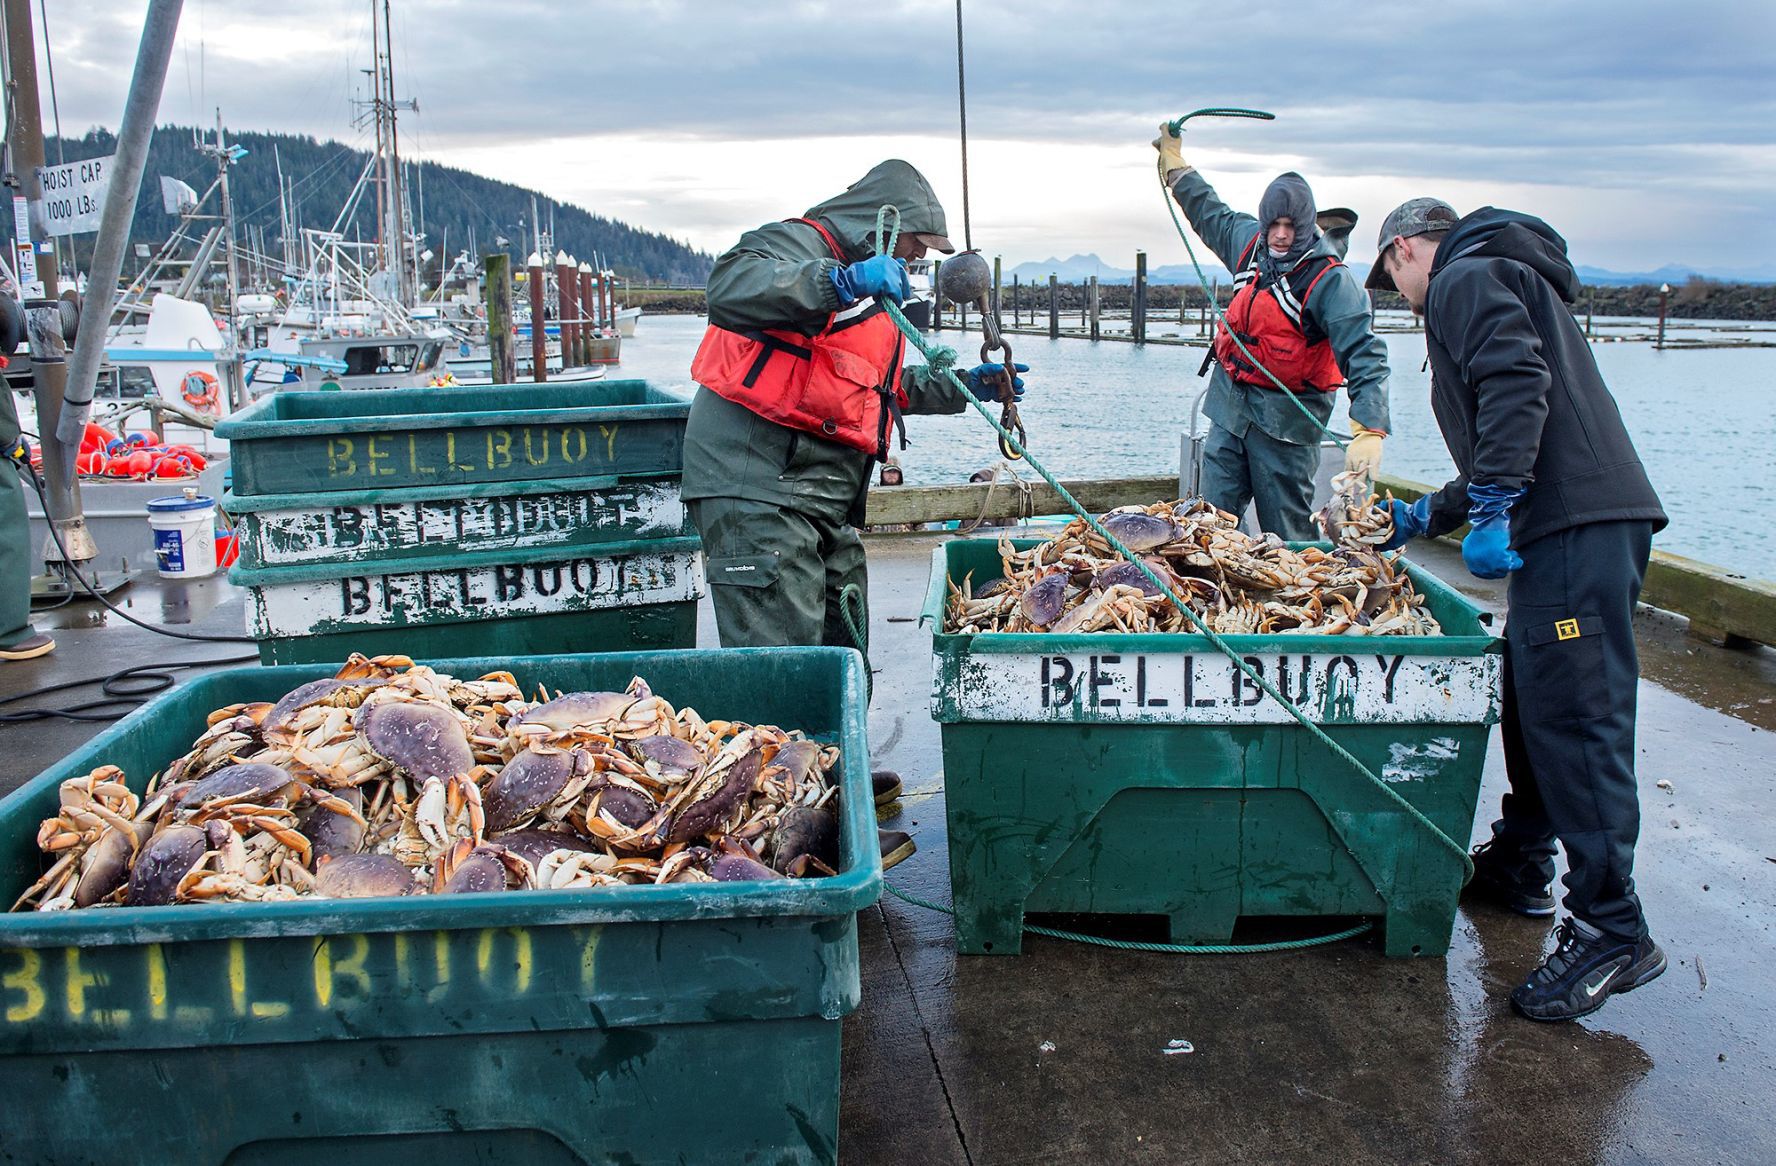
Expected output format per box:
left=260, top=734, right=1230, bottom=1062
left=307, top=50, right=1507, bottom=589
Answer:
left=1256, top=172, right=1319, bottom=274
left=804, top=160, right=954, bottom=262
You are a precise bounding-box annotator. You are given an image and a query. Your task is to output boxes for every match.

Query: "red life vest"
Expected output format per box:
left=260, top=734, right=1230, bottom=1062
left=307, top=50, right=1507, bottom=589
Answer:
left=1210, top=236, right=1345, bottom=393
left=691, top=217, right=908, bottom=460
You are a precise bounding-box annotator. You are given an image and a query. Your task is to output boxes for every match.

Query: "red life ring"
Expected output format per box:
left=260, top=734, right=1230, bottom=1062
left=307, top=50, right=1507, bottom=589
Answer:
left=181, top=370, right=221, bottom=413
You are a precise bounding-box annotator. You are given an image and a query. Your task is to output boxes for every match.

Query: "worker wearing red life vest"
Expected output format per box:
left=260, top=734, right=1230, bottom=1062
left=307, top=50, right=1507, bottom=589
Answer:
left=683, top=160, right=1031, bottom=870
left=1155, top=126, right=1393, bottom=539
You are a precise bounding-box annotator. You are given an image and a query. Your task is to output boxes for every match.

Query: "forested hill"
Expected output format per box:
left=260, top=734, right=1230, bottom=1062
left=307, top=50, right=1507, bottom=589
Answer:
left=45, top=126, right=713, bottom=285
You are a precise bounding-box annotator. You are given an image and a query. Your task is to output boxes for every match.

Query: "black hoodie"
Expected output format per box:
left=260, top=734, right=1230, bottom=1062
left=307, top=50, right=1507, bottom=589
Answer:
left=1419, top=207, right=1666, bottom=547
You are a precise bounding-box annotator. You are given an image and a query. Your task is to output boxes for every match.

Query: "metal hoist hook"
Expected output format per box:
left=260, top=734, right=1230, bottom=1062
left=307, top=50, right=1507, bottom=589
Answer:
left=935, top=249, right=1026, bottom=460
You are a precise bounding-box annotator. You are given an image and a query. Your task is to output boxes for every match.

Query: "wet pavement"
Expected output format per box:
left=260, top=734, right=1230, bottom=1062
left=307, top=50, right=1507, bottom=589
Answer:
left=0, top=534, right=1770, bottom=1165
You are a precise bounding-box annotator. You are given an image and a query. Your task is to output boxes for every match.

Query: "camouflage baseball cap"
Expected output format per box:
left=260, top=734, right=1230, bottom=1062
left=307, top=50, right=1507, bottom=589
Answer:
left=1365, top=197, right=1460, bottom=291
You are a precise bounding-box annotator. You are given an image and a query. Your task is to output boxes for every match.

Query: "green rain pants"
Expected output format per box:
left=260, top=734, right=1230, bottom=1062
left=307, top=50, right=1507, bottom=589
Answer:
left=687, top=497, right=868, bottom=651
left=1200, top=420, right=1322, bottom=541
left=0, top=426, right=41, bottom=652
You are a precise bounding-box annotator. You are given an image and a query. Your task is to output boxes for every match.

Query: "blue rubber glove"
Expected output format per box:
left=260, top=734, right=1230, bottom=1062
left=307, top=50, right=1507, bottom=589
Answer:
left=1380, top=497, right=1431, bottom=552
left=828, top=255, right=911, bottom=305
left=1462, top=483, right=1525, bottom=579
left=965, top=362, right=1029, bottom=402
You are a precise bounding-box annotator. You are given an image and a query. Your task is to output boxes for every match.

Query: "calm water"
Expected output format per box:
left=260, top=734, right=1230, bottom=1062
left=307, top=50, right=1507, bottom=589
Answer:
left=621, top=313, right=1776, bottom=578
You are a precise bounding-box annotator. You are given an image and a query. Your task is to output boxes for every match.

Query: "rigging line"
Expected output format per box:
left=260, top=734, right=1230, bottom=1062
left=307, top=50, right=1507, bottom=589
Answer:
left=236, top=139, right=367, bottom=222
left=954, top=0, right=971, bottom=251
left=36, top=0, right=62, bottom=164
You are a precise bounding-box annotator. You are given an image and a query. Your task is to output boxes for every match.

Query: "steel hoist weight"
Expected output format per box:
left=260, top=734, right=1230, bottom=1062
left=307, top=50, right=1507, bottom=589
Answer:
left=936, top=249, right=1026, bottom=460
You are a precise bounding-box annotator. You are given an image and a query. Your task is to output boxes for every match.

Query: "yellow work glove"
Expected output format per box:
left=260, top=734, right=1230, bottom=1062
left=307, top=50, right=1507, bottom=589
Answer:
left=1152, top=123, right=1191, bottom=182
left=1344, top=420, right=1385, bottom=477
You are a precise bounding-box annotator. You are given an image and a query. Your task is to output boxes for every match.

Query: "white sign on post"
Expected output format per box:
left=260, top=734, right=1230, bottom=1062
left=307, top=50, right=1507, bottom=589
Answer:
left=12, top=195, right=40, bottom=297
left=35, top=154, right=114, bottom=237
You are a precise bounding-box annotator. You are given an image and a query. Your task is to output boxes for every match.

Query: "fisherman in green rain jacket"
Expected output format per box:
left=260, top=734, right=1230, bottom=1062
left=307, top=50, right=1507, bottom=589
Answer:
left=682, top=159, right=1031, bottom=868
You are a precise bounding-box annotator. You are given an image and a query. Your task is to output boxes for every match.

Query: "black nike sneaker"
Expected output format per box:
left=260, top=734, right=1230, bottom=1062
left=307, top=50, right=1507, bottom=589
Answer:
left=1510, top=918, right=1667, bottom=1022
left=1464, top=839, right=1557, bottom=918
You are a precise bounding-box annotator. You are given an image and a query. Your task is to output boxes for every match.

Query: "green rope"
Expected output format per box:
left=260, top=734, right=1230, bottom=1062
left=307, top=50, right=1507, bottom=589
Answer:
left=884, top=881, right=1373, bottom=954
left=874, top=219, right=1473, bottom=885
left=838, top=580, right=872, bottom=701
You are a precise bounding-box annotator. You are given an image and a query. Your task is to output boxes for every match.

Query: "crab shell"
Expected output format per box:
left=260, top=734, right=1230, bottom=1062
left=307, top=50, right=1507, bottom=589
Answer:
left=710, top=838, right=786, bottom=882
left=126, top=824, right=209, bottom=906
left=627, top=734, right=703, bottom=779
left=437, top=845, right=524, bottom=894
left=73, top=823, right=143, bottom=908
left=491, top=828, right=602, bottom=871
left=297, top=786, right=366, bottom=860
left=518, top=691, right=636, bottom=733
left=178, top=762, right=303, bottom=813
left=1019, top=572, right=1070, bottom=626
left=1093, top=560, right=1167, bottom=598
left=357, top=700, right=474, bottom=781
left=592, top=783, right=659, bottom=830
left=482, top=747, right=594, bottom=833
left=314, top=853, right=417, bottom=899
left=1100, top=510, right=1181, bottom=553
left=668, top=746, right=763, bottom=846
left=766, top=740, right=823, bottom=787
left=769, top=805, right=840, bottom=876
left=264, top=677, right=385, bottom=735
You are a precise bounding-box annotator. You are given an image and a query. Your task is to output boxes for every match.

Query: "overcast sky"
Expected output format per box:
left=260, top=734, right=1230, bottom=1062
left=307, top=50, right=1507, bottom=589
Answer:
left=34, top=0, right=1776, bottom=272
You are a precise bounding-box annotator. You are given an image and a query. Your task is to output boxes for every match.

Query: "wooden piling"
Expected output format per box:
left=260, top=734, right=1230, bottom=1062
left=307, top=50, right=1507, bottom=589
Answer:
left=933, top=260, right=944, bottom=330
left=556, top=253, right=579, bottom=370
left=1012, top=274, right=1020, bottom=325
left=527, top=252, right=548, bottom=382
left=992, top=255, right=1002, bottom=320
left=578, top=264, right=595, bottom=365
left=484, top=252, right=515, bottom=385
left=1089, top=275, right=1100, bottom=342
left=1048, top=274, right=1059, bottom=339
left=1133, top=251, right=1148, bottom=345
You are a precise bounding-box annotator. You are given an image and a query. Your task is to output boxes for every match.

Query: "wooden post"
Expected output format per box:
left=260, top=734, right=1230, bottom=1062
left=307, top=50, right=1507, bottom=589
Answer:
left=578, top=263, right=595, bottom=365
left=1656, top=282, right=1670, bottom=349
left=932, top=260, right=944, bottom=330
left=992, top=255, right=1002, bottom=320
left=485, top=253, right=515, bottom=385
left=1081, top=283, right=1088, bottom=328
left=1179, top=284, right=1187, bottom=324
left=1133, top=251, right=1148, bottom=345
left=1089, top=275, right=1100, bottom=342
left=1048, top=274, right=1059, bottom=339
left=1012, top=275, right=1020, bottom=325
left=527, top=251, right=548, bottom=382
left=555, top=252, right=579, bottom=370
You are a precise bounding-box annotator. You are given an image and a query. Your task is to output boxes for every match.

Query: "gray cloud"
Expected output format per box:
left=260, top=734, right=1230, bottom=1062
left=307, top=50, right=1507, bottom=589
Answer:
left=38, top=0, right=1776, bottom=269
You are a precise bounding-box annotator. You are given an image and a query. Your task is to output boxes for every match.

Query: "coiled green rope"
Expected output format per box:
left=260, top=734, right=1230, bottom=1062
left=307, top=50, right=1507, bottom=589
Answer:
left=884, top=881, right=1373, bottom=954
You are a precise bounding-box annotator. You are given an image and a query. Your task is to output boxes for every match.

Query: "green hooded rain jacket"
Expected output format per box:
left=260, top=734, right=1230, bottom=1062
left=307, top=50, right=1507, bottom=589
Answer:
left=681, top=160, right=969, bottom=525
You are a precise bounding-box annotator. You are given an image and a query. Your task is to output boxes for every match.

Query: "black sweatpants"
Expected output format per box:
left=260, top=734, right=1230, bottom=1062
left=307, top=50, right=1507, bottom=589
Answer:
left=1490, top=519, right=1654, bottom=942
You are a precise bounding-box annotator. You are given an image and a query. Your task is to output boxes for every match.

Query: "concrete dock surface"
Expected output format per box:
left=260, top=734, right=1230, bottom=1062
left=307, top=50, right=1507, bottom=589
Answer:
left=1, top=532, right=1770, bottom=1165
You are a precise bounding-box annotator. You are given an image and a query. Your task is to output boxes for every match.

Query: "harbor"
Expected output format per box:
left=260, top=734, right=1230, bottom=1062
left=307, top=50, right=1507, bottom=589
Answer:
left=3, top=1, right=1774, bottom=1163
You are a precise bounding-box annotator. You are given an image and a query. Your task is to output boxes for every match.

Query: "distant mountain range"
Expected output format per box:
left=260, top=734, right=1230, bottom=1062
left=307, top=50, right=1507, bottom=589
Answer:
left=1007, top=253, right=1776, bottom=288
left=45, top=127, right=714, bottom=285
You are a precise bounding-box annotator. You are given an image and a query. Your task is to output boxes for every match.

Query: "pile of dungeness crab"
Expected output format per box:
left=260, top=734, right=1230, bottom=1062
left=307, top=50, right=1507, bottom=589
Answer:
left=13, top=655, right=844, bottom=911
left=944, top=479, right=1443, bottom=637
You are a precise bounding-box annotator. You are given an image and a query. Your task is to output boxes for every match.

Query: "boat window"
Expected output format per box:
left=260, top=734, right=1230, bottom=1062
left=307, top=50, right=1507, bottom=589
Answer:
left=116, top=366, right=157, bottom=399
left=416, top=341, right=442, bottom=373
left=344, top=344, right=422, bottom=376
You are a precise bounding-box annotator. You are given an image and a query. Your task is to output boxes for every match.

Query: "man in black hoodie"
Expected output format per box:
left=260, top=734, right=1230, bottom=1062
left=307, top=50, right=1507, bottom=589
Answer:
left=1369, top=198, right=1668, bottom=1022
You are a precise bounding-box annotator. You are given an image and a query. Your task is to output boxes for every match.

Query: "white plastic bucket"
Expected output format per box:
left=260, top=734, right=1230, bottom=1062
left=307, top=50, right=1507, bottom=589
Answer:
left=146, top=493, right=218, bottom=579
